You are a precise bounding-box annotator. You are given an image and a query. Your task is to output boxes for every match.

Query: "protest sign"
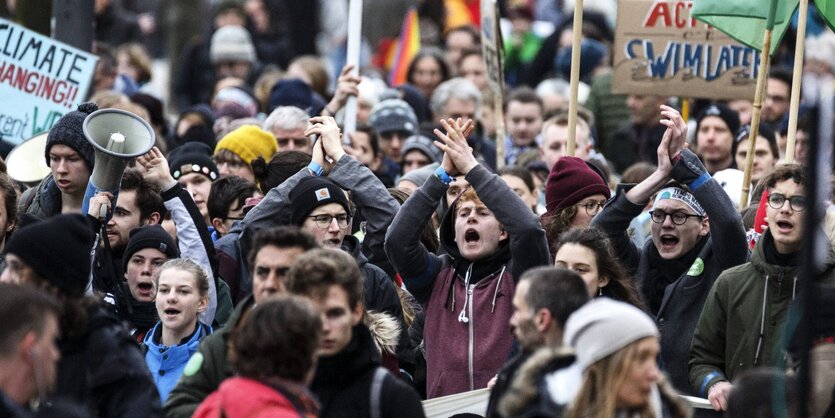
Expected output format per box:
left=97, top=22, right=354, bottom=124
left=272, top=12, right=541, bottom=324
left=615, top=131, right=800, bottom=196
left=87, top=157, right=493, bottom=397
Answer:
left=612, top=0, right=758, bottom=100
left=0, top=18, right=98, bottom=144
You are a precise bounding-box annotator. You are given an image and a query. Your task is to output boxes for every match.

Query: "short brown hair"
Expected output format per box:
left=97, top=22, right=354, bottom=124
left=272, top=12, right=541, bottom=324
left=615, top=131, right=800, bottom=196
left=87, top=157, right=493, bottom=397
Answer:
left=286, top=248, right=363, bottom=309
left=760, top=163, right=804, bottom=190
left=229, top=295, right=321, bottom=381
left=0, top=283, right=60, bottom=358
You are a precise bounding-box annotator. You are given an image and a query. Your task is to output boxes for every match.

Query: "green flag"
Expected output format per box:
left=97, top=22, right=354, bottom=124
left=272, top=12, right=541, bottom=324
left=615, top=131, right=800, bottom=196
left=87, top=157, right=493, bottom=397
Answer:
left=692, top=0, right=800, bottom=55
left=815, top=0, right=835, bottom=32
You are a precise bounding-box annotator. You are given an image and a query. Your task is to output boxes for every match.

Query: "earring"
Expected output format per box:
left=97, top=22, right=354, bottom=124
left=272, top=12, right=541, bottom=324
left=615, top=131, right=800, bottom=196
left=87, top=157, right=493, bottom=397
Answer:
left=598, top=287, right=603, bottom=296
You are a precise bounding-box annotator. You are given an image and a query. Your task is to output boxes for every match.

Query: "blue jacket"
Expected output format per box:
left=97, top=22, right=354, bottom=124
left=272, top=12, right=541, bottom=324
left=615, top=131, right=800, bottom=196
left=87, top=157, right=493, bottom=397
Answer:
left=143, top=322, right=212, bottom=402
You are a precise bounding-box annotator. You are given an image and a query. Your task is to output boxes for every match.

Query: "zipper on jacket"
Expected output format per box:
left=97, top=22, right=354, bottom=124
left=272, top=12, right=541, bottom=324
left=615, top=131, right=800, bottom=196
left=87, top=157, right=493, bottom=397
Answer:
left=467, top=283, right=475, bottom=391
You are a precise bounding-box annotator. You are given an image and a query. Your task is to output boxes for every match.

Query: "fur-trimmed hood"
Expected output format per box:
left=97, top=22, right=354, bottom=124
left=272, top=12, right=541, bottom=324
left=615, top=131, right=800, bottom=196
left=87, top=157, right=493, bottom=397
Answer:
left=365, top=310, right=401, bottom=356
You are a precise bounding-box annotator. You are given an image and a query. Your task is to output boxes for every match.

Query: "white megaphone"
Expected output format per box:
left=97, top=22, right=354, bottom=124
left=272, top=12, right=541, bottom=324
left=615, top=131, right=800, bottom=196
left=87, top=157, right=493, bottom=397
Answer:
left=80, top=108, right=155, bottom=219
left=6, top=132, right=51, bottom=186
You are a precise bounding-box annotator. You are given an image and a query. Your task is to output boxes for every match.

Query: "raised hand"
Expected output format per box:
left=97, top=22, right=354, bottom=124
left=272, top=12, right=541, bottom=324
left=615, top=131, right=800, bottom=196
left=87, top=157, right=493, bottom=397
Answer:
left=326, top=64, right=361, bottom=115
left=306, top=116, right=345, bottom=163
left=659, top=105, right=687, bottom=160
left=136, top=147, right=176, bottom=190
left=434, top=118, right=478, bottom=176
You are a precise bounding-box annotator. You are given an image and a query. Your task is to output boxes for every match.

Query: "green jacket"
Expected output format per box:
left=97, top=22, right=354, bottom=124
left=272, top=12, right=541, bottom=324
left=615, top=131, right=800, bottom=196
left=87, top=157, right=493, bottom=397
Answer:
left=163, top=295, right=254, bottom=418
left=689, top=231, right=835, bottom=396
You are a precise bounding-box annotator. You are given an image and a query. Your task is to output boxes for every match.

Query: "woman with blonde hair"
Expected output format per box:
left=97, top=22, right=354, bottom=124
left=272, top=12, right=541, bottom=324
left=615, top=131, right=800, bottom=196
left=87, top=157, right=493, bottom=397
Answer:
left=560, top=299, right=688, bottom=418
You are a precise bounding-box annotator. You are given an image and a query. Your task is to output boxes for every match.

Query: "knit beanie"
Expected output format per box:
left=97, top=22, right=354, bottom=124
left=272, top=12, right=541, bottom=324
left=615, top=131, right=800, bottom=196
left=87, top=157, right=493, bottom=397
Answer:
left=209, top=25, right=256, bottom=64
left=369, top=98, right=418, bottom=135
left=556, top=38, right=606, bottom=82
left=545, top=156, right=611, bottom=214
left=695, top=103, right=740, bottom=139
left=45, top=102, right=97, bottom=170
left=215, top=125, right=278, bottom=165
left=122, top=225, right=180, bottom=272
left=397, top=162, right=439, bottom=189
left=6, top=214, right=96, bottom=298
left=564, top=298, right=659, bottom=370
left=401, top=135, right=443, bottom=163
left=289, top=176, right=351, bottom=226
left=168, top=142, right=219, bottom=181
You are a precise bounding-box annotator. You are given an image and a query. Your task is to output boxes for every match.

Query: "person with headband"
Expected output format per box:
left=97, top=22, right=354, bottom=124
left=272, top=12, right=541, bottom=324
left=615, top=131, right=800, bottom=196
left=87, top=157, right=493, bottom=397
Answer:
left=592, top=105, right=747, bottom=395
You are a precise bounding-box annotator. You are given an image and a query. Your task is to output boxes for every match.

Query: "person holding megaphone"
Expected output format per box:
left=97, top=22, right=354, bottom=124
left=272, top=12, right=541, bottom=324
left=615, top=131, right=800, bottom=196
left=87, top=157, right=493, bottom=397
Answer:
left=87, top=147, right=223, bottom=341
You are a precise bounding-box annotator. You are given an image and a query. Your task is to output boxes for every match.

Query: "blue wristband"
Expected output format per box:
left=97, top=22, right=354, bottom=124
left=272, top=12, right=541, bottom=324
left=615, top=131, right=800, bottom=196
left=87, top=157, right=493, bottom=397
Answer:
left=308, top=161, right=324, bottom=176
left=689, top=172, right=711, bottom=191
left=434, top=166, right=455, bottom=185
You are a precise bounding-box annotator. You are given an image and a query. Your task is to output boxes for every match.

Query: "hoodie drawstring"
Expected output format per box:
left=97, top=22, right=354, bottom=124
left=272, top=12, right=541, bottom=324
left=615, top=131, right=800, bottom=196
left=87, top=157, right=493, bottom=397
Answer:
left=491, top=265, right=508, bottom=313
left=754, top=274, right=769, bottom=366
left=457, top=264, right=473, bottom=323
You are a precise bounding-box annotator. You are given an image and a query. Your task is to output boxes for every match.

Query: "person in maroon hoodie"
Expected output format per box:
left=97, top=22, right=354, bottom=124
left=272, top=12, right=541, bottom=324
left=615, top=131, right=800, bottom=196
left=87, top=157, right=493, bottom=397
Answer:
left=385, top=118, right=550, bottom=398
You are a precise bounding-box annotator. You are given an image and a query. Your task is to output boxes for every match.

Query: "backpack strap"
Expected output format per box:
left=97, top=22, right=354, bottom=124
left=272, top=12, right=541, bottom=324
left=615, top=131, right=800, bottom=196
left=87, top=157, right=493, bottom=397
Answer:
left=369, top=367, right=388, bottom=418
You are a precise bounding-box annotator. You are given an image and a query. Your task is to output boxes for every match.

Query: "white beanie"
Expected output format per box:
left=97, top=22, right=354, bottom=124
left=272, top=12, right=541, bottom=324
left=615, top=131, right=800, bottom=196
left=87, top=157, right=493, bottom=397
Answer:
left=564, top=298, right=659, bottom=370
left=210, top=26, right=256, bottom=64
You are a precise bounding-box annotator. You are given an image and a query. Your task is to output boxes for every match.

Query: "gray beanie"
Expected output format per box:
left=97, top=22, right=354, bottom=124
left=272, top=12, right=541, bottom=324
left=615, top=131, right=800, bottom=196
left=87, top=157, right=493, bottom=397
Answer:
left=564, top=298, right=659, bottom=369
left=397, top=162, right=439, bottom=189
left=369, top=98, right=418, bottom=135
left=402, top=135, right=443, bottom=163
left=210, top=26, right=256, bottom=64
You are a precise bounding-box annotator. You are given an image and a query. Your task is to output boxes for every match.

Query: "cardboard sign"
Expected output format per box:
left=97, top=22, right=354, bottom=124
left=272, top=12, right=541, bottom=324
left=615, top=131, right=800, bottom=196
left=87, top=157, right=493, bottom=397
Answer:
left=0, top=18, right=98, bottom=144
left=612, top=0, right=758, bottom=100
left=480, top=0, right=504, bottom=94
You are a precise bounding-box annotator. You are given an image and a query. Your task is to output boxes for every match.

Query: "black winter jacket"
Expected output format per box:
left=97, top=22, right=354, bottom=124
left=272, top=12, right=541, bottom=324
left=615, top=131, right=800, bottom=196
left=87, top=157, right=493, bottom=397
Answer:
left=312, top=325, right=425, bottom=418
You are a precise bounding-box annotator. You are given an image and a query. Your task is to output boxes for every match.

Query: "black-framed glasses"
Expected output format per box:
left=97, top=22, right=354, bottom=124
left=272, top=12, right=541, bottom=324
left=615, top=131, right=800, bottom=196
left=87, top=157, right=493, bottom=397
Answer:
left=649, top=210, right=703, bottom=225
left=767, top=193, right=807, bottom=212
left=576, top=201, right=606, bottom=216
left=308, top=214, right=351, bottom=230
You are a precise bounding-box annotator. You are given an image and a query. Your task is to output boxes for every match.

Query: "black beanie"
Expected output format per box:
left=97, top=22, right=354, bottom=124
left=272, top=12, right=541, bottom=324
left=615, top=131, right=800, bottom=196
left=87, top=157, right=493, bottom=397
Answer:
left=45, top=102, right=98, bottom=170
left=122, top=225, right=180, bottom=272
left=168, top=142, right=219, bottom=181
left=289, top=177, right=351, bottom=226
left=696, top=103, right=740, bottom=139
left=6, top=214, right=95, bottom=298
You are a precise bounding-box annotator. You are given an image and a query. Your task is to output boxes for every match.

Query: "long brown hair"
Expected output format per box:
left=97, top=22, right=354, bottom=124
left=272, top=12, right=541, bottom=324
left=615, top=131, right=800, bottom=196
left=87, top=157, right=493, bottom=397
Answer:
left=553, top=226, right=645, bottom=309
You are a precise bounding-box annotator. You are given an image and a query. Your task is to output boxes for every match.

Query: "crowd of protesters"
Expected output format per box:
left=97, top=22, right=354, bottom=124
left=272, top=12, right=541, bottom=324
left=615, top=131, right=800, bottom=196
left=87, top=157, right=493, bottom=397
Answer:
left=1, top=0, right=834, bottom=417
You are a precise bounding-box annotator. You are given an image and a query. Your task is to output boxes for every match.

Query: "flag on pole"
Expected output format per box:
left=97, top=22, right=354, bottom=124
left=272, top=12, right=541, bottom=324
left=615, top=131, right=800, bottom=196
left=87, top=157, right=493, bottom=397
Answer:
left=692, top=0, right=799, bottom=55
left=388, top=7, right=421, bottom=86
left=815, top=0, right=835, bottom=31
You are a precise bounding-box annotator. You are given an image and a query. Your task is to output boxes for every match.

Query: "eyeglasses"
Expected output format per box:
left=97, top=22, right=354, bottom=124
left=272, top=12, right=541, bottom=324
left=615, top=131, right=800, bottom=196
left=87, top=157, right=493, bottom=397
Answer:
left=577, top=201, right=606, bottom=216
left=649, top=210, right=703, bottom=225
left=308, top=214, right=351, bottom=230
left=767, top=193, right=806, bottom=212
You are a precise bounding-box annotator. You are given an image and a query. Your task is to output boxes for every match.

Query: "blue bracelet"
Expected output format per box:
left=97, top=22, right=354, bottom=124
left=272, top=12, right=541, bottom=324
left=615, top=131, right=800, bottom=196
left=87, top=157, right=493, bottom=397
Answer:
left=434, top=166, right=455, bottom=185
left=689, top=172, right=711, bottom=191
left=308, top=161, right=325, bottom=176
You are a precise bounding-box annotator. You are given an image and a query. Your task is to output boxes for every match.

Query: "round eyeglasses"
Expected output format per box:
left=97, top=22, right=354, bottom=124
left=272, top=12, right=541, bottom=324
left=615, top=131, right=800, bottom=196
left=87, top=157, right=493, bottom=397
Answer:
left=767, top=193, right=806, bottom=212
left=308, top=214, right=351, bottom=230
left=649, top=210, right=703, bottom=225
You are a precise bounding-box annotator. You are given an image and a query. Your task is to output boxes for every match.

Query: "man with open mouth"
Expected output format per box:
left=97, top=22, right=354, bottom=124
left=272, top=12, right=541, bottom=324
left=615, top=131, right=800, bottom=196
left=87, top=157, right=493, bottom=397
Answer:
left=690, top=163, right=835, bottom=414
left=385, top=118, right=550, bottom=398
left=593, top=105, right=748, bottom=395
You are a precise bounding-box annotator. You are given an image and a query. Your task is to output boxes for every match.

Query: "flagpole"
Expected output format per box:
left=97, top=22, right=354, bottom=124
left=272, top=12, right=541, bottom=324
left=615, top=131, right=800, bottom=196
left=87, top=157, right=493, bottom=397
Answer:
left=740, top=0, right=779, bottom=208
left=567, top=0, right=584, bottom=157
left=784, top=0, right=808, bottom=163
left=342, top=0, right=363, bottom=136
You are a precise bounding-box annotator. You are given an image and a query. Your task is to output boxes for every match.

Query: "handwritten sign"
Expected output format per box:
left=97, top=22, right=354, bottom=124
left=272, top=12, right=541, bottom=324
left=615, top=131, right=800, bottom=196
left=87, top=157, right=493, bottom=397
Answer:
left=612, top=0, right=758, bottom=100
left=480, top=0, right=504, bottom=94
left=0, top=18, right=98, bottom=144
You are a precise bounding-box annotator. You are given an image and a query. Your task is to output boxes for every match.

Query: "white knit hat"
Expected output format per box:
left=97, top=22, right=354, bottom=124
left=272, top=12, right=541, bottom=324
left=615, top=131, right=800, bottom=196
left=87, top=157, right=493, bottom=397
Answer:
left=210, top=26, right=256, bottom=64
left=564, top=298, right=659, bottom=370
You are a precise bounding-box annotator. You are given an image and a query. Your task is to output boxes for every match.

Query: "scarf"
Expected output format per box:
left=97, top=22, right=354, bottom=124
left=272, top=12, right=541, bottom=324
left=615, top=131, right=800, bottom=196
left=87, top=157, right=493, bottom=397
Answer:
left=644, top=236, right=707, bottom=315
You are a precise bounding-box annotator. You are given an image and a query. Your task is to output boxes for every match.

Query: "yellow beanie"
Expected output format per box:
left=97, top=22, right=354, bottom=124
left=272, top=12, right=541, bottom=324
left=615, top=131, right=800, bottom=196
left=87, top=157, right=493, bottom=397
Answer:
left=214, top=125, right=278, bottom=164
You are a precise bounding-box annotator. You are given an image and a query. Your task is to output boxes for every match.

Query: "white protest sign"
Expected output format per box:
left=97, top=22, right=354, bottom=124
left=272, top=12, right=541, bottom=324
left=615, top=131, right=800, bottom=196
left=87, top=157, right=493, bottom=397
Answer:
left=0, top=18, right=98, bottom=144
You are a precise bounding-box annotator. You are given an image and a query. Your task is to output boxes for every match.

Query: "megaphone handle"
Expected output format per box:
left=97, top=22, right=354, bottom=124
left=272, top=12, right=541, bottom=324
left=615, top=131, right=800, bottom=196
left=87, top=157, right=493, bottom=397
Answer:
left=99, top=204, right=108, bottom=221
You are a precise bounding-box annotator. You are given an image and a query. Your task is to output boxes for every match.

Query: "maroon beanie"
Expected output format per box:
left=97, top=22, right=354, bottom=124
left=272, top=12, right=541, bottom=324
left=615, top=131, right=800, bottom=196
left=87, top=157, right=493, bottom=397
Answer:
left=545, top=157, right=611, bottom=214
